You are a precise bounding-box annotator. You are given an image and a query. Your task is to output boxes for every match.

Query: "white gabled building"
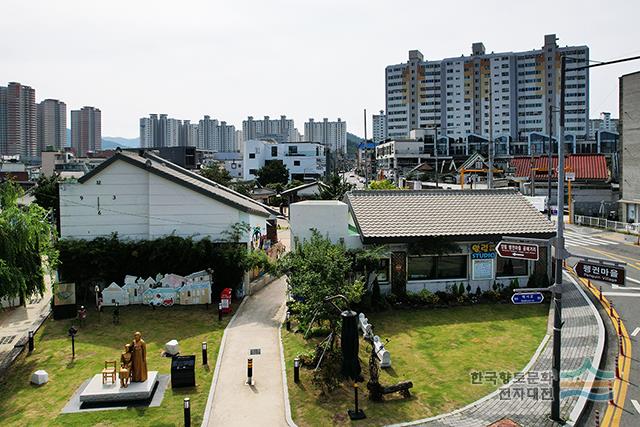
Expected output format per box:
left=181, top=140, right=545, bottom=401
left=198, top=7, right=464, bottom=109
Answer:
left=242, top=139, right=326, bottom=182
left=59, top=149, right=278, bottom=242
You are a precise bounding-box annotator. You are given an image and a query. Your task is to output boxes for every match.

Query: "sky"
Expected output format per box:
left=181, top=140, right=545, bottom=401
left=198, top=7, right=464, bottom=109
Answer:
left=3, top=0, right=640, bottom=139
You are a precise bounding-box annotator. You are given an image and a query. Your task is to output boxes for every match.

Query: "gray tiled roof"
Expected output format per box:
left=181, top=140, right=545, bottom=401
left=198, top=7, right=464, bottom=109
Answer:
left=79, top=150, right=278, bottom=217
left=346, top=189, right=556, bottom=240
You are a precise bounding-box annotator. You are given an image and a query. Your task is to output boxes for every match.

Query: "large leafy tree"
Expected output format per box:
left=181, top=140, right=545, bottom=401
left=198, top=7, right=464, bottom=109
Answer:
left=32, top=174, right=60, bottom=213
left=277, top=231, right=364, bottom=331
left=200, top=163, right=232, bottom=187
left=0, top=180, right=58, bottom=301
left=319, top=174, right=354, bottom=200
left=256, top=161, right=289, bottom=186
left=368, top=179, right=397, bottom=190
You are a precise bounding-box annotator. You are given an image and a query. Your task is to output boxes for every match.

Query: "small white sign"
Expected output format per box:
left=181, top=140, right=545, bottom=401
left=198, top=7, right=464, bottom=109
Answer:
left=565, top=172, right=576, bottom=182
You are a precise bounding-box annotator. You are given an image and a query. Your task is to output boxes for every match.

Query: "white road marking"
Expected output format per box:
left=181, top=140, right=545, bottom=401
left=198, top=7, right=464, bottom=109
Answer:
left=632, top=399, right=640, bottom=415
left=602, top=292, right=640, bottom=297
left=628, top=277, right=640, bottom=285
left=612, top=284, right=640, bottom=290
left=632, top=328, right=640, bottom=337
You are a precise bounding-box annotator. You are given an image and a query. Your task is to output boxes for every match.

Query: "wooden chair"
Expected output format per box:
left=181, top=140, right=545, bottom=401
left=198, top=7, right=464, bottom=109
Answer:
left=102, top=360, right=117, bottom=384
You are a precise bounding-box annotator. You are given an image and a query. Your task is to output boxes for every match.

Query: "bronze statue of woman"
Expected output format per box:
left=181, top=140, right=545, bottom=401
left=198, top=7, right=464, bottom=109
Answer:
left=130, top=331, right=148, bottom=382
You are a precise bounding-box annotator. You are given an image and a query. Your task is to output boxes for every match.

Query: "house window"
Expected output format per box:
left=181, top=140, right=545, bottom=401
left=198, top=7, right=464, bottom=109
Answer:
left=249, top=153, right=256, bottom=159
left=496, top=257, right=528, bottom=277
left=271, top=146, right=278, bottom=156
left=187, top=291, right=191, bottom=297
left=134, top=289, right=137, bottom=297
left=294, top=160, right=300, bottom=166
left=408, top=255, right=468, bottom=280
left=288, top=146, right=298, bottom=155
left=377, top=258, right=390, bottom=283
left=249, top=169, right=257, bottom=175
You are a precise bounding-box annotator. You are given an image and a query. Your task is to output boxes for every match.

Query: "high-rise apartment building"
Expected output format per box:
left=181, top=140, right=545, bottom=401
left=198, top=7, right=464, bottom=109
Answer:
left=0, top=82, right=37, bottom=158
left=37, top=99, right=67, bottom=151
left=385, top=34, right=589, bottom=142
left=71, top=106, right=101, bottom=156
left=304, top=118, right=347, bottom=154
left=372, top=110, right=387, bottom=143
left=198, top=115, right=237, bottom=152
left=242, top=115, right=299, bottom=143
left=588, top=112, right=619, bottom=138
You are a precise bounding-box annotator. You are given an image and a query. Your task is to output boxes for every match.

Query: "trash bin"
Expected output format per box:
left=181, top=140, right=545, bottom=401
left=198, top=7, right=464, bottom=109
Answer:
left=171, top=355, right=196, bottom=388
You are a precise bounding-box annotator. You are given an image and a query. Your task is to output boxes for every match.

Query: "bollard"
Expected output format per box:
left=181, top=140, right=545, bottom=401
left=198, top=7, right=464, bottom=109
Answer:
left=348, top=383, right=366, bottom=420
left=599, top=286, right=603, bottom=302
left=617, top=318, right=622, bottom=336
left=202, top=342, right=208, bottom=365
left=28, top=331, right=34, bottom=353
left=608, top=384, right=615, bottom=406
left=246, top=358, right=253, bottom=385
left=615, top=356, right=620, bottom=379
left=588, top=279, right=592, bottom=289
left=620, top=335, right=625, bottom=357
left=293, top=357, right=300, bottom=383
left=595, top=409, right=600, bottom=427
left=610, top=302, right=614, bottom=318
left=218, top=302, right=222, bottom=321
left=286, top=311, right=291, bottom=332
left=184, top=397, right=191, bottom=427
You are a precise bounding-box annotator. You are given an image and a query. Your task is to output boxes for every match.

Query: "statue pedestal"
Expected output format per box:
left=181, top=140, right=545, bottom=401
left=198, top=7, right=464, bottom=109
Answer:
left=79, top=371, right=158, bottom=403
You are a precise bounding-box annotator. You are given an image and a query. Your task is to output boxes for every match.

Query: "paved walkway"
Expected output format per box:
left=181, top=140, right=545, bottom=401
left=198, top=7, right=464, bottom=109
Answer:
left=396, top=273, right=604, bottom=427
left=205, top=276, right=288, bottom=427
left=0, top=274, right=53, bottom=374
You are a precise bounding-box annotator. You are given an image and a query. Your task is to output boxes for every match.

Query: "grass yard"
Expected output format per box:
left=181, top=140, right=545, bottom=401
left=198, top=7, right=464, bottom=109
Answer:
left=0, top=303, right=233, bottom=426
left=282, top=303, right=549, bottom=426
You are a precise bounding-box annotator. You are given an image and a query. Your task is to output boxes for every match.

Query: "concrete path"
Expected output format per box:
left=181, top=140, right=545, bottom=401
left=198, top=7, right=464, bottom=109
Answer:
left=394, top=272, right=604, bottom=427
left=205, top=276, right=288, bottom=427
left=0, top=273, right=53, bottom=374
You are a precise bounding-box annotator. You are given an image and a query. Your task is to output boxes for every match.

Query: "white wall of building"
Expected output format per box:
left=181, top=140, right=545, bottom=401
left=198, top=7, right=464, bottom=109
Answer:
left=289, top=200, right=361, bottom=249
left=242, top=139, right=325, bottom=181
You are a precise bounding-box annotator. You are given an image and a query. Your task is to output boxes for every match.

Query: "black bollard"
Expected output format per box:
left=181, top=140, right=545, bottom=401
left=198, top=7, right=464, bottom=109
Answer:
left=246, top=358, right=253, bottom=385
left=28, top=331, right=34, bottom=353
left=293, top=357, right=300, bottom=383
left=202, top=342, right=208, bottom=365
left=286, top=311, right=291, bottom=331
left=184, top=397, right=191, bottom=427
left=348, top=383, right=366, bottom=420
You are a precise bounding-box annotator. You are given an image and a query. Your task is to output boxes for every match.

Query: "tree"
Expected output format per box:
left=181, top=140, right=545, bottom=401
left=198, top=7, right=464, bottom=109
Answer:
left=368, top=179, right=397, bottom=190
left=0, top=180, right=58, bottom=302
left=319, top=174, right=354, bottom=200
left=32, top=174, right=60, bottom=214
left=200, top=163, right=232, bottom=187
left=256, top=161, right=289, bottom=186
left=277, top=230, right=364, bottom=331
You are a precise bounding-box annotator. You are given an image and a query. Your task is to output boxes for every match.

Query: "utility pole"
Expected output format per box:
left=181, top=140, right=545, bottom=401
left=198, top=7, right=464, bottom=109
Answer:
left=547, top=106, right=553, bottom=220
left=434, top=125, right=439, bottom=188
left=550, top=54, right=566, bottom=423
left=488, top=78, right=494, bottom=189
left=363, top=109, right=369, bottom=188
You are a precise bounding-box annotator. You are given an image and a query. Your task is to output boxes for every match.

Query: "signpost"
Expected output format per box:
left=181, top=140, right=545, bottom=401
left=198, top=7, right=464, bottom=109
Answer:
left=496, top=241, right=539, bottom=261
left=565, top=172, right=576, bottom=181
left=575, top=261, right=625, bottom=285
left=511, top=292, right=545, bottom=305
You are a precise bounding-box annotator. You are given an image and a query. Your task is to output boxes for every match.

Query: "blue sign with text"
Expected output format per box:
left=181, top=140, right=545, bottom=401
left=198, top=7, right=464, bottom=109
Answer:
left=511, top=292, right=544, bottom=305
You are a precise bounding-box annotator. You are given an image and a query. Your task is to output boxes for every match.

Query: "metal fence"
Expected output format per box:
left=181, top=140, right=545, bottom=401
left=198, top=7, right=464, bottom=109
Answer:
left=574, top=215, right=640, bottom=236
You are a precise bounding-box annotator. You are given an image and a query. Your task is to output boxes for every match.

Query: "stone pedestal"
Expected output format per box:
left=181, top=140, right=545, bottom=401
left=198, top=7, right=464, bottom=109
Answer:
left=79, top=371, right=158, bottom=403
left=30, top=370, right=49, bottom=385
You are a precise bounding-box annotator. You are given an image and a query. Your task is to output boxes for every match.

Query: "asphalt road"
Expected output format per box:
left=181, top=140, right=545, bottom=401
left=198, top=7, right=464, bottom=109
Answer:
left=563, top=224, right=640, bottom=427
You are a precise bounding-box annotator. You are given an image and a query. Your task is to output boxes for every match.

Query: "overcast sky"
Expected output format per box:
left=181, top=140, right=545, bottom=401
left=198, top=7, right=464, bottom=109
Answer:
left=3, top=0, right=639, bottom=138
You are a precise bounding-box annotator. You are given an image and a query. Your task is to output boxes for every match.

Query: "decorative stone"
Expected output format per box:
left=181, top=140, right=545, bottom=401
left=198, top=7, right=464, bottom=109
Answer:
left=165, top=340, right=179, bottom=356
left=31, top=370, right=49, bottom=385
left=373, top=335, right=391, bottom=368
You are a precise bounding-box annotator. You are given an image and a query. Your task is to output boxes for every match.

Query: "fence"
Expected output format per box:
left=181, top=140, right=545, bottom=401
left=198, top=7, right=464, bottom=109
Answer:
left=574, top=215, right=640, bottom=236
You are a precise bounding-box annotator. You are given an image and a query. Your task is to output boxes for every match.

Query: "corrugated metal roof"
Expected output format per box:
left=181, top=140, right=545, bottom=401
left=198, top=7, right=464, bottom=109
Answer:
left=510, top=155, right=609, bottom=181
left=78, top=150, right=278, bottom=217
left=346, top=189, right=556, bottom=241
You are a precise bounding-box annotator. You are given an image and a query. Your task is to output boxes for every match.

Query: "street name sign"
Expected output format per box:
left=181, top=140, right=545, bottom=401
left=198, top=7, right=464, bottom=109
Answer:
left=575, top=261, right=625, bottom=285
left=565, top=172, right=576, bottom=182
left=511, top=292, right=545, bottom=305
left=496, top=242, right=540, bottom=261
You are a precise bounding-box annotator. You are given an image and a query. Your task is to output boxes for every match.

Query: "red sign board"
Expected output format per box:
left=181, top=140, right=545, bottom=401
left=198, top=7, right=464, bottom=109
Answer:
left=496, top=242, right=539, bottom=261
left=575, top=262, right=625, bottom=285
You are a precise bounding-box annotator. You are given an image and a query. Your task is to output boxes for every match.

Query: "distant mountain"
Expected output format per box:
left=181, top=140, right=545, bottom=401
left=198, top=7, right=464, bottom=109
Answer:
left=102, top=137, right=139, bottom=149
left=346, top=132, right=363, bottom=158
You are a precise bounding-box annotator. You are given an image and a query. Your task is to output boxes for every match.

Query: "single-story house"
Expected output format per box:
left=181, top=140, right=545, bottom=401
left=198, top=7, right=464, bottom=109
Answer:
left=344, top=189, right=556, bottom=294
left=179, top=282, right=212, bottom=305
left=280, top=181, right=328, bottom=204
left=123, top=281, right=144, bottom=305
left=102, top=282, right=128, bottom=306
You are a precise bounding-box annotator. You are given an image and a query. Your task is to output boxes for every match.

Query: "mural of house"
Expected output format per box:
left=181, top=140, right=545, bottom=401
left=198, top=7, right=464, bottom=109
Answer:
left=143, top=287, right=179, bottom=306
left=143, top=277, right=156, bottom=289
left=179, top=282, right=212, bottom=305
left=186, top=270, right=211, bottom=284
left=123, top=282, right=144, bottom=305
left=124, top=275, right=138, bottom=286
left=102, top=282, right=129, bottom=306
left=161, top=273, right=187, bottom=289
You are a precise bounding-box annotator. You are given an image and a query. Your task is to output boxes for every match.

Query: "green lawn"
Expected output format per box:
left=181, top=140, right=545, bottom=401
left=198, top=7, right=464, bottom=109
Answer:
left=282, top=303, right=549, bottom=426
left=0, top=303, right=232, bottom=426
